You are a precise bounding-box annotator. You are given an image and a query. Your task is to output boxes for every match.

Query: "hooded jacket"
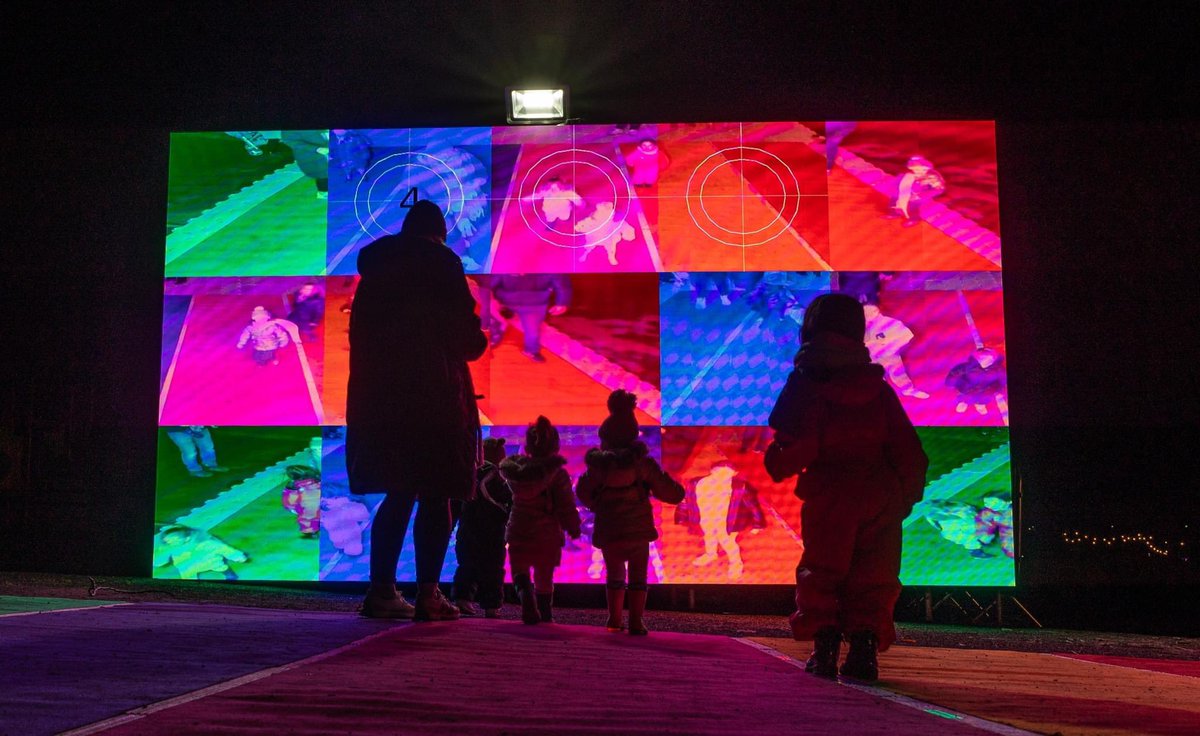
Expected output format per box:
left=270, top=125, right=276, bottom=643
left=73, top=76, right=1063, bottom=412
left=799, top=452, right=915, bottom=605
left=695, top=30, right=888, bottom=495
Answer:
left=576, top=441, right=685, bottom=548
left=765, top=333, right=927, bottom=513
left=456, top=461, right=513, bottom=552
left=345, top=232, right=487, bottom=499
left=500, top=454, right=581, bottom=553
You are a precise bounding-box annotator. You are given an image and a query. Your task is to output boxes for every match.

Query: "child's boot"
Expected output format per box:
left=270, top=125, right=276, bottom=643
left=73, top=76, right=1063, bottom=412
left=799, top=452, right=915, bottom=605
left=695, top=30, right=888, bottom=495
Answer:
left=605, top=586, right=625, bottom=631
left=536, top=591, right=554, bottom=623
left=627, top=587, right=649, bottom=636
left=839, top=630, right=879, bottom=682
left=515, top=574, right=540, bottom=625
left=414, top=583, right=461, bottom=622
left=804, top=627, right=842, bottom=678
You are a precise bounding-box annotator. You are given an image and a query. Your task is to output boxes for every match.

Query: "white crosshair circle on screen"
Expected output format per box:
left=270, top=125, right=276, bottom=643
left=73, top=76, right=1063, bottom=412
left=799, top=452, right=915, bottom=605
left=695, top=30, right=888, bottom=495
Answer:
left=685, top=146, right=801, bottom=248
left=517, top=148, right=634, bottom=249
left=353, top=151, right=466, bottom=238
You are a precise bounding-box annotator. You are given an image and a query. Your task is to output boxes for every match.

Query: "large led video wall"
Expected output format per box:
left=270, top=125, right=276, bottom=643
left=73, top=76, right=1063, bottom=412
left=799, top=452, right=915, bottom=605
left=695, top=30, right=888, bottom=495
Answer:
left=156, top=122, right=1012, bottom=586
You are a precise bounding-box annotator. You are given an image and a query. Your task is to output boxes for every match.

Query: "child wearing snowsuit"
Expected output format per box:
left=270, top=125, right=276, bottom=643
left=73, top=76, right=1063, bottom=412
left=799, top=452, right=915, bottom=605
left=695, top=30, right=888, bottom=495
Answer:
left=452, top=438, right=513, bottom=617
left=765, top=293, right=928, bottom=681
left=945, top=348, right=1006, bottom=415
left=576, top=390, right=685, bottom=635
left=237, top=306, right=290, bottom=366
left=500, top=417, right=582, bottom=624
left=282, top=465, right=321, bottom=537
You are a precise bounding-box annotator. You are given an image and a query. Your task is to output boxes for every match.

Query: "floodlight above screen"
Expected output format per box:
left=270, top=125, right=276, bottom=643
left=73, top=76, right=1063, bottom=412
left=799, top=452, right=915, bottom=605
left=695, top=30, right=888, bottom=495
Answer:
left=157, top=122, right=1012, bottom=587
left=507, top=87, right=568, bottom=124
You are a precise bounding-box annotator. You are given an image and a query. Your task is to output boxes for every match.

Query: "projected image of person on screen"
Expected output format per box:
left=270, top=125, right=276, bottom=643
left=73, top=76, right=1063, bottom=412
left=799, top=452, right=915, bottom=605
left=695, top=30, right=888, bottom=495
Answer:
left=330, top=129, right=372, bottom=182
left=164, top=426, right=229, bottom=479
left=680, top=450, right=746, bottom=580
left=225, top=130, right=270, bottom=157
left=347, top=200, right=487, bottom=621
left=286, top=281, right=325, bottom=343
left=690, top=272, right=735, bottom=310
left=765, top=293, right=928, bottom=682
left=884, top=155, right=945, bottom=227
left=154, top=525, right=248, bottom=580
left=822, top=121, right=857, bottom=173
left=280, top=130, right=331, bottom=199
left=236, top=306, right=291, bottom=367
left=945, top=347, right=1006, bottom=415
left=478, top=274, right=571, bottom=363
left=524, top=177, right=583, bottom=230
left=625, top=138, right=669, bottom=188
left=747, top=272, right=812, bottom=346
left=862, top=299, right=930, bottom=399
left=281, top=465, right=321, bottom=539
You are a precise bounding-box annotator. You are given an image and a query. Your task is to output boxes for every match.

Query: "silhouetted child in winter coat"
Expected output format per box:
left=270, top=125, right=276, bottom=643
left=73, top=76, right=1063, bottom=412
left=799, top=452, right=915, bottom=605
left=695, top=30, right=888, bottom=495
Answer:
left=765, top=293, right=928, bottom=681
left=452, top=438, right=513, bottom=617
left=577, top=390, right=685, bottom=635
left=500, top=417, right=582, bottom=624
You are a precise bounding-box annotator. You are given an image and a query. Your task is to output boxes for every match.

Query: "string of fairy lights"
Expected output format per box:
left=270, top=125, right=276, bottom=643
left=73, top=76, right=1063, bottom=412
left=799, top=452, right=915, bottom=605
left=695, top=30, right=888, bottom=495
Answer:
left=1061, top=531, right=1187, bottom=558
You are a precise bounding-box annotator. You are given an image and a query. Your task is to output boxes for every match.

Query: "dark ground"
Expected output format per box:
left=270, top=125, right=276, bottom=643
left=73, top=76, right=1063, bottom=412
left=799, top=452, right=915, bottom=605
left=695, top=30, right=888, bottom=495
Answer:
left=4, top=572, right=1197, bottom=662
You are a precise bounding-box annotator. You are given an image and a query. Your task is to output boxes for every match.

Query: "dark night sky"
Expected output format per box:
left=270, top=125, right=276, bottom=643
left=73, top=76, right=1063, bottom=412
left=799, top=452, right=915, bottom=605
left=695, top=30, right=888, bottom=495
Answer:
left=1, top=2, right=1196, bottom=583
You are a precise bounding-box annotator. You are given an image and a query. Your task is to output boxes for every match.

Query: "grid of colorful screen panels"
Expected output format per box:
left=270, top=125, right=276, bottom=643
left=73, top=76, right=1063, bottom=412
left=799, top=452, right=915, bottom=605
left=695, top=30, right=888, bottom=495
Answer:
left=156, top=121, right=1012, bottom=586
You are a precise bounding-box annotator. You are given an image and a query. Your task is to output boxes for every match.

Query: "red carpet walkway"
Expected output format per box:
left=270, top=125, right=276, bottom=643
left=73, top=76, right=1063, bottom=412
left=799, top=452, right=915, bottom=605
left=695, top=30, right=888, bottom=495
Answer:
left=1, top=599, right=1001, bottom=736
left=12, top=599, right=1193, bottom=736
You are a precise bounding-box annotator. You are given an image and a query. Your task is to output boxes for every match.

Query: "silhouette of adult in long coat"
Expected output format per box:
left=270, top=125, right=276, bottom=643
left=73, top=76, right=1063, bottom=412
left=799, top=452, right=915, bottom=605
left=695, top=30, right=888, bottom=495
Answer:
left=347, top=200, right=487, bottom=620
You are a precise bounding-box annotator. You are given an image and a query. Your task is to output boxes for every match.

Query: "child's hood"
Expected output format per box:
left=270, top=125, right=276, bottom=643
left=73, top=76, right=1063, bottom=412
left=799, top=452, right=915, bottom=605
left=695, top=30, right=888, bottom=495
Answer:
left=499, top=454, right=567, bottom=496
left=807, top=363, right=888, bottom=407
left=792, top=336, right=888, bottom=407
left=584, top=440, right=649, bottom=487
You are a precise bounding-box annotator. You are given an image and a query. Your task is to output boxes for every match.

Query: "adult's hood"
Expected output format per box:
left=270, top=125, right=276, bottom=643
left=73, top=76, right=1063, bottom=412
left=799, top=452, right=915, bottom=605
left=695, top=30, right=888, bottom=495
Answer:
left=356, top=232, right=453, bottom=281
